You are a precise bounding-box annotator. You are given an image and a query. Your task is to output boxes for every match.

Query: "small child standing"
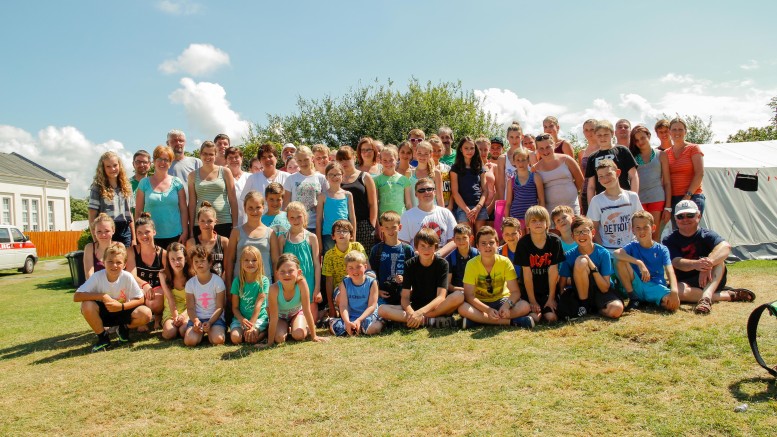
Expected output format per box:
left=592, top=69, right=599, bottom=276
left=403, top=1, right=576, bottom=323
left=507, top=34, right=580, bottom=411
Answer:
left=74, top=243, right=151, bottom=352
left=322, top=220, right=366, bottom=317
left=369, top=211, right=414, bottom=306
left=613, top=211, right=680, bottom=312
left=584, top=120, right=639, bottom=200
left=230, top=246, right=271, bottom=344
left=378, top=228, right=463, bottom=328
left=264, top=254, right=329, bottom=346
left=505, top=148, right=544, bottom=234
left=446, top=224, right=479, bottom=294
left=551, top=205, right=577, bottom=253
left=374, top=145, right=412, bottom=217
left=160, top=242, right=192, bottom=340
left=329, top=251, right=383, bottom=336
left=277, top=202, right=322, bottom=320
left=184, top=245, right=227, bottom=346
left=316, top=162, right=356, bottom=253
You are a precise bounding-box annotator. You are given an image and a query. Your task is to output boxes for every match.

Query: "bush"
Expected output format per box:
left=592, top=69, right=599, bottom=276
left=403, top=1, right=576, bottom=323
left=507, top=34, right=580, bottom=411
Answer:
left=77, top=229, right=92, bottom=251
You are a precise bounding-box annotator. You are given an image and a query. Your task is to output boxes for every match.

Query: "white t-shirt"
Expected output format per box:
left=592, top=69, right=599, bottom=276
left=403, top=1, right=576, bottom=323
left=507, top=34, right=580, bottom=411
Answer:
left=185, top=275, right=226, bottom=320
left=232, top=171, right=251, bottom=225
left=283, top=172, right=328, bottom=227
left=242, top=170, right=290, bottom=203
left=399, top=205, right=458, bottom=246
left=76, top=270, right=143, bottom=303
left=587, top=190, right=643, bottom=250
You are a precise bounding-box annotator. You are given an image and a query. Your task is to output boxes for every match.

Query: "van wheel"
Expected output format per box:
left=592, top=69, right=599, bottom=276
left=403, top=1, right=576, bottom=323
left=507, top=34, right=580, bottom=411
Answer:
left=22, top=257, right=35, bottom=274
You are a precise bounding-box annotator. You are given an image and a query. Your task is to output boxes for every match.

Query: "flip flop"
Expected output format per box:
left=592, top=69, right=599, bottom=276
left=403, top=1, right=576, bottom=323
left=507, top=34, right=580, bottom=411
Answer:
left=694, top=297, right=712, bottom=315
left=729, top=288, right=756, bottom=302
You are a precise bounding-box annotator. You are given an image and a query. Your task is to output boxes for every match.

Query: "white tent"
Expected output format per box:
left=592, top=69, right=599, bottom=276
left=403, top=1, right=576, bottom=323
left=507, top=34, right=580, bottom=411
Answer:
left=697, top=140, right=777, bottom=260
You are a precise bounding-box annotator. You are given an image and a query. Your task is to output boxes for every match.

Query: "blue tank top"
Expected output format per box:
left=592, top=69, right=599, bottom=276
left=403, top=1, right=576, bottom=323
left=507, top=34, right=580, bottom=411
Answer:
left=342, top=276, right=375, bottom=322
left=509, top=172, right=539, bottom=220
left=276, top=281, right=302, bottom=318
left=322, top=192, right=349, bottom=236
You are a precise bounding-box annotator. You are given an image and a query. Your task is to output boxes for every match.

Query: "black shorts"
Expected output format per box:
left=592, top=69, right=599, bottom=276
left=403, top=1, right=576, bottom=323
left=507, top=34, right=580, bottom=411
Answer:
left=518, top=282, right=553, bottom=315
left=681, top=267, right=728, bottom=292
left=577, top=273, right=622, bottom=311
left=96, top=301, right=134, bottom=327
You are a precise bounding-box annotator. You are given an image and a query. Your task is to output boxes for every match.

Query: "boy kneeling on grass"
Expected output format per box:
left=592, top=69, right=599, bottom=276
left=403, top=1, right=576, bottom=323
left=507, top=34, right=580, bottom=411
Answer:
left=74, top=242, right=151, bottom=352
left=329, top=251, right=383, bottom=336
left=613, top=210, right=680, bottom=312
left=457, top=226, right=534, bottom=328
left=558, top=216, right=624, bottom=319
left=378, top=228, right=463, bottom=328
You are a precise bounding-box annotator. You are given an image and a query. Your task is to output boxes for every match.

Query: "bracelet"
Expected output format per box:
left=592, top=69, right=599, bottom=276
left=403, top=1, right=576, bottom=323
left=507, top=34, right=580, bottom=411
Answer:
left=664, top=207, right=672, bottom=212
left=140, top=282, right=148, bottom=288
left=121, top=303, right=125, bottom=311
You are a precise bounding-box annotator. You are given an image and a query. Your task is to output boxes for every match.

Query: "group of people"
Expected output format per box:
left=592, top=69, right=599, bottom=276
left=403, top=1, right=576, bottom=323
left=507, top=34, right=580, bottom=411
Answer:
left=74, top=119, right=756, bottom=352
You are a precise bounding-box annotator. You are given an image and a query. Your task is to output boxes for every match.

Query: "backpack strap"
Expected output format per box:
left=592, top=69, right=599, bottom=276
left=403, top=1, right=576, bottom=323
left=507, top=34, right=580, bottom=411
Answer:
left=747, top=301, right=777, bottom=377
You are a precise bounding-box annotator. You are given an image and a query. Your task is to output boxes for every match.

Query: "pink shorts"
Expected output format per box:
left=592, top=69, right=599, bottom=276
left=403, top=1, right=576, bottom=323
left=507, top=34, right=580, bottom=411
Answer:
left=642, top=201, right=664, bottom=213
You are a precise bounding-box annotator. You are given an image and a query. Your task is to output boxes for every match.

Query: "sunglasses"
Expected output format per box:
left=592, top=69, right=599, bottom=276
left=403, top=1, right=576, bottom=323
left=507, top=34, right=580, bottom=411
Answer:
left=416, top=187, right=435, bottom=193
left=675, top=213, right=697, bottom=220
left=485, top=273, right=493, bottom=295
left=409, top=138, right=423, bottom=143
left=535, top=134, right=552, bottom=141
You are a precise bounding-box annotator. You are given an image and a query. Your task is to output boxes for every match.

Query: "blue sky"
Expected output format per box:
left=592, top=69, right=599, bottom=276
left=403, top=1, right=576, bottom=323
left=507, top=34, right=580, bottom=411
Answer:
left=2, top=0, right=776, bottom=196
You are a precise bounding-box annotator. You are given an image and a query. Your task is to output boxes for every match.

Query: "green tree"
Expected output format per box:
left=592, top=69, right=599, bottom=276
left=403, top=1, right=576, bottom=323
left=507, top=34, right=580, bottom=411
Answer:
left=70, top=197, right=89, bottom=222
left=245, top=78, right=501, bottom=149
left=727, top=125, right=777, bottom=143
left=661, top=113, right=714, bottom=144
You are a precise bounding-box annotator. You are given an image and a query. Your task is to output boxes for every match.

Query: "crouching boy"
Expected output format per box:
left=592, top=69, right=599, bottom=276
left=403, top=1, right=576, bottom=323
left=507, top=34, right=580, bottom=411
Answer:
left=613, top=211, right=680, bottom=311
left=329, top=251, right=383, bottom=336
left=558, top=217, right=624, bottom=319
left=457, top=226, right=534, bottom=328
left=74, top=242, right=152, bottom=352
left=378, top=228, right=463, bottom=328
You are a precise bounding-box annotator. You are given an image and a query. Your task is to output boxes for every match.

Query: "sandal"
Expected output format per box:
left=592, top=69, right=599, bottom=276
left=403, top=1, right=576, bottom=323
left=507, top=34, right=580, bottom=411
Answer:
left=694, top=297, right=712, bottom=315
left=729, top=288, right=756, bottom=302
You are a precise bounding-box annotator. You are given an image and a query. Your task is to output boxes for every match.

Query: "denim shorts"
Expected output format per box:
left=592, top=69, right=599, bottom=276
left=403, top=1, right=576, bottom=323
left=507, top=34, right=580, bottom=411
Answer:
left=187, top=317, right=227, bottom=328
left=330, top=312, right=379, bottom=336
left=454, top=205, right=489, bottom=223
left=484, top=297, right=511, bottom=311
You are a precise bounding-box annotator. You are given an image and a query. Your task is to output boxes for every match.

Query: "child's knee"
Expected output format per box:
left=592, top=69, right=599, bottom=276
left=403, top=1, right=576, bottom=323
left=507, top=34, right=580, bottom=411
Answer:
left=209, top=334, right=225, bottom=345
left=448, top=291, right=465, bottom=306
left=230, top=330, right=243, bottom=344
left=274, top=333, right=287, bottom=344
left=161, top=326, right=177, bottom=340
left=543, top=312, right=558, bottom=323
left=133, top=306, right=152, bottom=323
left=574, top=257, right=590, bottom=272
left=291, top=328, right=306, bottom=341
left=457, top=303, right=470, bottom=316
left=184, top=334, right=200, bottom=347
left=80, top=301, right=98, bottom=316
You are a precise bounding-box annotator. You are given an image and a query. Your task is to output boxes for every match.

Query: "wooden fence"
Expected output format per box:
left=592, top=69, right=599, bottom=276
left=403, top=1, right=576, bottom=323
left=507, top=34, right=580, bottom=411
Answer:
left=25, top=231, right=82, bottom=258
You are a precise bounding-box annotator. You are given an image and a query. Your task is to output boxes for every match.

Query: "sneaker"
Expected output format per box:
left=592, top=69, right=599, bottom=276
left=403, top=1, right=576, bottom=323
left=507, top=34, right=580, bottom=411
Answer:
left=433, top=316, right=454, bottom=329
left=106, top=326, right=118, bottom=334
left=577, top=306, right=588, bottom=318
left=510, top=316, right=535, bottom=329
left=117, top=325, right=130, bottom=344
left=461, top=318, right=480, bottom=329
left=625, top=299, right=641, bottom=312
left=92, top=335, right=113, bottom=353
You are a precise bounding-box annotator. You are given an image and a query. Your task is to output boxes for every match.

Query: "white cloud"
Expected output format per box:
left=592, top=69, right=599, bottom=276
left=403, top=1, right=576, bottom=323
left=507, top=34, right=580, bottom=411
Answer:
left=740, top=59, right=759, bottom=70
left=156, top=0, right=201, bottom=15
left=0, top=125, right=131, bottom=198
left=159, top=43, right=230, bottom=76
left=169, top=77, right=251, bottom=142
left=476, top=74, right=777, bottom=143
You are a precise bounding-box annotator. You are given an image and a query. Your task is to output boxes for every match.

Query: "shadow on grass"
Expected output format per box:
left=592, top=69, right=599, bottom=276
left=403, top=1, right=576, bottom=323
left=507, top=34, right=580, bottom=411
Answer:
left=34, top=275, right=76, bottom=292
left=729, top=376, right=777, bottom=403
left=0, top=331, right=93, bottom=362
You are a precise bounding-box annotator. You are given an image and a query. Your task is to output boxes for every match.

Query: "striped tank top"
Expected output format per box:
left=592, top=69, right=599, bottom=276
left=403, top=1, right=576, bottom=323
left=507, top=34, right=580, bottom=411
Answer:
left=194, top=166, right=232, bottom=225
left=509, top=172, right=538, bottom=220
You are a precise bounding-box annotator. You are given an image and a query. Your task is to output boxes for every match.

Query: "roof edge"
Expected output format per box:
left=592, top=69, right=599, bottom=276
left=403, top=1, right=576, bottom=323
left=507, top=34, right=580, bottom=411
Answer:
left=8, top=152, right=68, bottom=182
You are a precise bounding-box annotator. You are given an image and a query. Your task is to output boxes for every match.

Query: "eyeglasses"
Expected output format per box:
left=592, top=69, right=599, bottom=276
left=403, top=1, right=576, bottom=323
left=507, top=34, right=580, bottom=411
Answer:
left=485, top=273, right=493, bottom=294
left=362, top=149, right=374, bottom=153
left=155, top=158, right=171, bottom=163
left=409, top=138, right=423, bottom=143
left=334, top=229, right=351, bottom=235
left=328, top=173, right=343, bottom=178
left=675, top=213, right=697, bottom=220
left=416, top=187, right=435, bottom=193
left=573, top=228, right=592, bottom=236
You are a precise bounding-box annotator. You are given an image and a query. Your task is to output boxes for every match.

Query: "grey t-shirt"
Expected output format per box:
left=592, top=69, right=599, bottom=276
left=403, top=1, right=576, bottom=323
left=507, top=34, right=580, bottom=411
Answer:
left=168, top=156, right=201, bottom=200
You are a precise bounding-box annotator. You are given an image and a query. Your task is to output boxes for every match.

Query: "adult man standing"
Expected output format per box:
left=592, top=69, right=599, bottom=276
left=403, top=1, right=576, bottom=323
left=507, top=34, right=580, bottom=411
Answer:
left=166, top=129, right=201, bottom=202
left=213, top=133, right=230, bottom=166
left=615, top=119, right=632, bottom=147
left=130, top=150, right=151, bottom=194
left=662, top=200, right=755, bottom=314
left=438, top=126, right=456, bottom=167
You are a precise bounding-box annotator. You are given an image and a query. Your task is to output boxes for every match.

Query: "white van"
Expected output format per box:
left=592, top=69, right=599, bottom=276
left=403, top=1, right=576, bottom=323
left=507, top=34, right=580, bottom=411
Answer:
left=0, top=224, right=38, bottom=273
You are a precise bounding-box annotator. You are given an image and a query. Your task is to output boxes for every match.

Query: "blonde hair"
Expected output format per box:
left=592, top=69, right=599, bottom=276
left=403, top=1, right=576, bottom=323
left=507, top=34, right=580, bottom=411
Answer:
left=90, top=212, right=116, bottom=234
left=632, top=210, right=654, bottom=226
left=408, top=128, right=425, bottom=139
left=285, top=201, right=309, bottom=227
left=311, top=144, right=329, bottom=155
left=199, top=140, right=216, bottom=153
left=238, top=246, right=265, bottom=298
left=595, top=120, right=614, bottom=134
left=242, top=191, right=265, bottom=210
left=92, top=151, right=132, bottom=200
left=102, top=242, right=128, bottom=264
left=414, top=140, right=435, bottom=176
left=295, top=145, right=313, bottom=159
left=506, top=121, right=523, bottom=134
left=525, top=205, right=550, bottom=228
left=543, top=116, right=559, bottom=127
left=344, top=250, right=367, bottom=266
left=381, top=144, right=398, bottom=160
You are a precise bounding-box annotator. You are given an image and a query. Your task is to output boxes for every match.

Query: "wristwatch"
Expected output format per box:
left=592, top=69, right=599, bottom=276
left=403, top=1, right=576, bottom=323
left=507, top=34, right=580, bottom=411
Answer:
left=590, top=266, right=598, bottom=273
left=685, top=191, right=693, bottom=197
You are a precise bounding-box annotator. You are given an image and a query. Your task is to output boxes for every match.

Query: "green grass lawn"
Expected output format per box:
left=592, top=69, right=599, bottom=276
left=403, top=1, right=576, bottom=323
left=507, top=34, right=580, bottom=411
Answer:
left=1, top=258, right=776, bottom=435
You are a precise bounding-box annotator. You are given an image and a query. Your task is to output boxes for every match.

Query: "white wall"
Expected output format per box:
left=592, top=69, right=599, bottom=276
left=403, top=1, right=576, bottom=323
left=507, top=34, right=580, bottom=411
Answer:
left=0, top=180, right=71, bottom=231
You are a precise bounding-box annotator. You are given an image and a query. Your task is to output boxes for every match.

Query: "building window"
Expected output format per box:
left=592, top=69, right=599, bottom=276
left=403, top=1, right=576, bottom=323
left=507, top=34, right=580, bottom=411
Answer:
left=1, top=197, right=10, bottom=224
left=22, top=199, right=29, bottom=231
left=31, top=199, right=39, bottom=231
left=48, top=200, right=55, bottom=231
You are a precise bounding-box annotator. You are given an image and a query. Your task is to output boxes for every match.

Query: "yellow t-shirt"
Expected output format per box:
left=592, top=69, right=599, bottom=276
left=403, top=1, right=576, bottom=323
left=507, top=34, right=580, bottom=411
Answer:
left=462, top=254, right=517, bottom=302
left=322, top=242, right=366, bottom=287
left=163, top=287, right=188, bottom=321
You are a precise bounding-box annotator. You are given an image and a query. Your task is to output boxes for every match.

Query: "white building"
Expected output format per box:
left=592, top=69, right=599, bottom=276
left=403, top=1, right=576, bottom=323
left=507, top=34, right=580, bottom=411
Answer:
left=0, top=152, right=71, bottom=231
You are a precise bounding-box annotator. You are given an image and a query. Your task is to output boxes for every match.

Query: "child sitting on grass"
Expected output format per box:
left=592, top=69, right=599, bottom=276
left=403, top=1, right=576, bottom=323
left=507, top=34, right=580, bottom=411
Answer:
left=329, top=251, right=383, bottom=336
left=74, top=242, right=151, bottom=352
left=613, top=210, right=680, bottom=312
left=446, top=223, right=478, bottom=294
left=184, top=245, right=227, bottom=346
left=551, top=205, right=577, bottom=253
left=159, top=242, right=191, bottom=340
left=558, top=216, right=624, bottom=319
left=230, top=246, right=270, bottom=344
left=323, top=220, right=367, bottom=317
left=378, top=228, right=463, bottom=328
left=370, top=211, right=414, bottom=306
left=457, top=226, right=533, bottom=328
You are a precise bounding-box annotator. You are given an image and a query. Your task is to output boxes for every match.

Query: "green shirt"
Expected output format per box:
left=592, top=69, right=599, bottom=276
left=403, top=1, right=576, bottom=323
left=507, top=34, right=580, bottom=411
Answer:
left=373, top=173, right=412, bottom=216
left=440, top=151, right=456, bottom=166
left=231, top=275, right=270, bottom=321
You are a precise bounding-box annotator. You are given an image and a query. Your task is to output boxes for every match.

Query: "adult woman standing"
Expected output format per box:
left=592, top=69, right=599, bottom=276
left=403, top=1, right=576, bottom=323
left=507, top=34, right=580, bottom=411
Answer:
left=355, top=137, right=382, bottom=177
left=629, top=126, right=672, bottom=240
left=135, top=145, right=188, bottom=248
left=577, top=119, right=600, bottom=215
left=337, top=146, right=378, bottom=254
left=225, top=146, right=250, bottom=225
left=666, top=117, right=705, bottom=221
left=533, top=134, right=584, bottom=215
left=188, top=141, right=238, bottom=238
left=542, top=116, right=575, bottom=158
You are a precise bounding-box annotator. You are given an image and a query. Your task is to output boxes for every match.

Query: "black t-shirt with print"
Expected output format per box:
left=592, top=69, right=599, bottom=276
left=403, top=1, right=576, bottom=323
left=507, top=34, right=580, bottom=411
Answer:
left=584, top=145, right=638, bottom=194
left=515, top=233, right=565, bottom=298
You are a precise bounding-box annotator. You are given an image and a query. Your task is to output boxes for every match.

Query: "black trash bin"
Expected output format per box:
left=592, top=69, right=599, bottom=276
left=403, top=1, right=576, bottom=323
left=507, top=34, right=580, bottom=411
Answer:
left=65, top=251, right=86, bottom=287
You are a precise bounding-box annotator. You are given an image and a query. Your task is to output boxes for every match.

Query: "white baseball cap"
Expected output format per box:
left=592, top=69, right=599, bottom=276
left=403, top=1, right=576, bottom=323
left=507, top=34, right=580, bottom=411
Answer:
left=282, top=143, right=296, bottom=152
left=674, top=199, right=700, bottom=216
